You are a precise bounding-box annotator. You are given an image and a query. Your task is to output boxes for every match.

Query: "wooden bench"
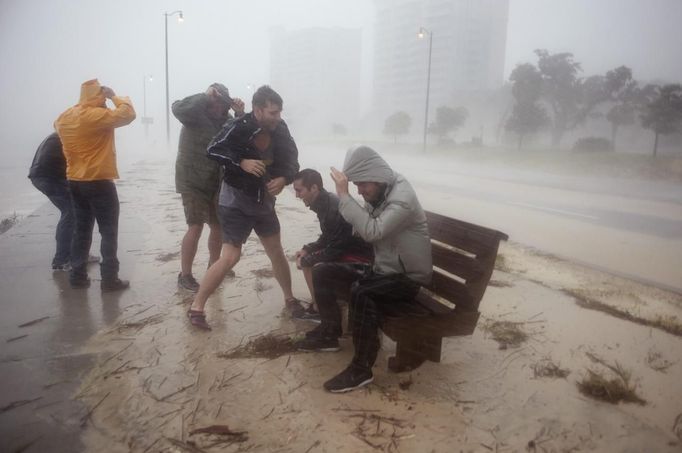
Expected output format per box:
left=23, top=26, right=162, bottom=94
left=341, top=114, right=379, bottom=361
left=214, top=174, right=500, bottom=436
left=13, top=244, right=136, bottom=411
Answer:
left=380, top=210, right=509, bottom=372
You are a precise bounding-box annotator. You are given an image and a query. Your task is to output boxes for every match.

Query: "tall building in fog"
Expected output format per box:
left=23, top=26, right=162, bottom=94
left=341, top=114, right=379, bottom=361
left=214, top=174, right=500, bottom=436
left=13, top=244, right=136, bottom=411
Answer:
left=270, top=27, right=362, bottom=137
left=373, top=0, right=509, bottom=122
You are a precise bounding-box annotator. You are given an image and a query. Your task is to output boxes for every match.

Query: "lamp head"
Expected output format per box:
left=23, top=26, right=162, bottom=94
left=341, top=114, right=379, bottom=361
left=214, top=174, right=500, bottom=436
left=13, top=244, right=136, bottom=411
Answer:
left=178, top=11, right=184, bottom=22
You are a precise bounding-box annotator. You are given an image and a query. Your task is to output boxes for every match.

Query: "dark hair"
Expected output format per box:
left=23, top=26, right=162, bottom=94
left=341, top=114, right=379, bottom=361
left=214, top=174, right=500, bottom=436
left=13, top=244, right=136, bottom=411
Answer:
left=252, top=85, right=283, bottom=108
left=294, top=168, right=323, bottom=190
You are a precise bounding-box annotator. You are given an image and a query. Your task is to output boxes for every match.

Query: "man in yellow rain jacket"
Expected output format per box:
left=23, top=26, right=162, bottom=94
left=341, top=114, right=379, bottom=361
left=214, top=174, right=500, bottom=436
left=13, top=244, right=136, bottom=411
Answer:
left=54, top=79, right=136, bottom=291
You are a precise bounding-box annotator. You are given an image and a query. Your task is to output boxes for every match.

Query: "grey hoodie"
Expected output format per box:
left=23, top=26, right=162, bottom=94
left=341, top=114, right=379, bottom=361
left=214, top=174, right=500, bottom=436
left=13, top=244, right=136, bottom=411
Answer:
left=338, top=146, right=432, bottom=285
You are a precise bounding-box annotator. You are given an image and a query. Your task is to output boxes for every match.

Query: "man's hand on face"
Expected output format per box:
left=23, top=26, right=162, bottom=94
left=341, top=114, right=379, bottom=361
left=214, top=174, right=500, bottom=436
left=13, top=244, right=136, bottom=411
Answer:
left=231, top=98, right=245, bottom=116
left=330, top=167, right=349, bottom=196
left=101, top=86, right=116, bottom=99
left=240, top=159, right=266, bottom=177
left=266, top=176, right=286, bottom=197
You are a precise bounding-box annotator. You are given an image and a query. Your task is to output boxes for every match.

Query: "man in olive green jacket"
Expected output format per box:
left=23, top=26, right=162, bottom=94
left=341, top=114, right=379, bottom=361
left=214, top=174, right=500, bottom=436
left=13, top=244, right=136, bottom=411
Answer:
left=173, top=83, right=244, bottom=291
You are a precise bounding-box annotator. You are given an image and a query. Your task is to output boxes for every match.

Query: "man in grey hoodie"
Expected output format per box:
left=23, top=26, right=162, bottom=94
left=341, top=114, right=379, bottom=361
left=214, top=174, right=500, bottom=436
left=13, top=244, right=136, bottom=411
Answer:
left=296, top=146, right=432, bottom=392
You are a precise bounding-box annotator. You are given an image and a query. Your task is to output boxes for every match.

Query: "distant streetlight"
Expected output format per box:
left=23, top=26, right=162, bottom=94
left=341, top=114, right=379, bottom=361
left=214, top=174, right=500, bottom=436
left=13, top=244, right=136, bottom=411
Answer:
left=142, top=75, right=154, bottom=137
left=418, top=26, right=433, bottom=153
left=164, top=10, right=183, bottom=145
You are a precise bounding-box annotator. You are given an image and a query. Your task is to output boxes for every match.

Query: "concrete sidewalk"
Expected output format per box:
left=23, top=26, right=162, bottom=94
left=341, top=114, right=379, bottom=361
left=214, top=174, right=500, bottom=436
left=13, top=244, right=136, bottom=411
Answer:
left=0, top=189, right=150, bottom=452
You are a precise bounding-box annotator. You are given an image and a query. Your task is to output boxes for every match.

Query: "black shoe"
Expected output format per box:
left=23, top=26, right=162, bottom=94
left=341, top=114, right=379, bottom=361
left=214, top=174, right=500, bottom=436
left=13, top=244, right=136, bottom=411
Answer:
left=323, top=364, right=374, bottom=393
left=101, top=278, right=130, bottom=292
left=292, top=306, right=322, bottom=324
left=295, top=335, right=341, bottom=352
left=69, top=277, right=91, bottom=289
left=178, top=273, right=200, bottom=292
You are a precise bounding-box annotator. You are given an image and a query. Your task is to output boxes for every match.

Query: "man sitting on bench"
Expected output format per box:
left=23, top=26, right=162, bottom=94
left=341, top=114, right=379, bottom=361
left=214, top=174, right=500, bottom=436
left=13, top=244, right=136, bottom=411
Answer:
left=295, top=146, right=432, bottom=393
left=292, top=169, right=373, bottom=322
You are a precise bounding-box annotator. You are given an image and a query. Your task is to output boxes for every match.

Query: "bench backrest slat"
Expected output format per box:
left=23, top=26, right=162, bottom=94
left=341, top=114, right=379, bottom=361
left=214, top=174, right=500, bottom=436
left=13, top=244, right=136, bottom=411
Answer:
left=425, top=211, right=508, bottom=311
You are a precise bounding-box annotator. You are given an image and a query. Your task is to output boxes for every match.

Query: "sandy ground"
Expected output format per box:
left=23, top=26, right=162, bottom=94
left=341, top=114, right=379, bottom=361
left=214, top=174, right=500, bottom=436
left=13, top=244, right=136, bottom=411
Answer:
left=39, top=160, right=679, bottom=453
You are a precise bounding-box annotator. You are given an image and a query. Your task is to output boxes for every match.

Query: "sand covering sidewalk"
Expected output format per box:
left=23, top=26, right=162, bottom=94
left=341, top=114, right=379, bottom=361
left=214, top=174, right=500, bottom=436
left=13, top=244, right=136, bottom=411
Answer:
left=73, top=161, right=682, bottom=452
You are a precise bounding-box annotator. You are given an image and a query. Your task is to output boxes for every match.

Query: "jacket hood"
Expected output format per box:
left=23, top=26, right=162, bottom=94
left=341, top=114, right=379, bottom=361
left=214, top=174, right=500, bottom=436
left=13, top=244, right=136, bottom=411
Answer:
left=342, top=145, right=395, bottom=185
left=79, top=79, right=105, bottom=107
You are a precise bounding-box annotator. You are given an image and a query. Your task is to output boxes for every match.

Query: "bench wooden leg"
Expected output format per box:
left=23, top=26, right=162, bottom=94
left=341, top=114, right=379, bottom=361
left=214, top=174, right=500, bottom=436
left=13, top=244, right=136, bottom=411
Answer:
left=388, top=336, right=442, bottom=373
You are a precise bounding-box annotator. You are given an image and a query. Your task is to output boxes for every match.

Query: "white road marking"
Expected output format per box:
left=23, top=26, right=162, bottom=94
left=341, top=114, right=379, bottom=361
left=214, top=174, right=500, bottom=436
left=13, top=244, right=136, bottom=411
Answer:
left=509, top=201, right=598, bottom=220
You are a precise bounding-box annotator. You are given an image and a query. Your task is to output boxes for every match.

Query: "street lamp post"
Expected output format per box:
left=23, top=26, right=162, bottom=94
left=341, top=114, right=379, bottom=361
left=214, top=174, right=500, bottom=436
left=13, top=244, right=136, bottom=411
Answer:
left=164, top=10, right=183, bottom=146
left=418, top=27, right=433, bottom=153
left=142, top=75, right=153, bottom=138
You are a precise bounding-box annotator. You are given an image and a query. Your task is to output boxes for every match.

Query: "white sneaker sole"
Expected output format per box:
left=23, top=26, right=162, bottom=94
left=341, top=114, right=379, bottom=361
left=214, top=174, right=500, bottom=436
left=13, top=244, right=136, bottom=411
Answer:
left=328, top=376, right=374, bottom=393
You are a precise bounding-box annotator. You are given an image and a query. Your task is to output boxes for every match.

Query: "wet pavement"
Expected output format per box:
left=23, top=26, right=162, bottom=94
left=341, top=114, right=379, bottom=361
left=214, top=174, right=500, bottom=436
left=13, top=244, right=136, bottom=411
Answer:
left=0, top=201, right=148, bottom=452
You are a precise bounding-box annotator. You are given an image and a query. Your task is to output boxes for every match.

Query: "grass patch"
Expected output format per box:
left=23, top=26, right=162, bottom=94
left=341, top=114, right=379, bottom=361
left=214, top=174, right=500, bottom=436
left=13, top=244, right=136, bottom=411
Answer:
left=577, top=353, right=645, bottom=405
left=488, top=279, right=514, bottom=288
left=562, top=288, right=682, bottom=337
left=532, top=358, right=570, bottom=379
left=0, top=213, right=19, bottom=234
left=483, top=320, right=528, bottom=348
left=218, top=334, right=298, bottom=360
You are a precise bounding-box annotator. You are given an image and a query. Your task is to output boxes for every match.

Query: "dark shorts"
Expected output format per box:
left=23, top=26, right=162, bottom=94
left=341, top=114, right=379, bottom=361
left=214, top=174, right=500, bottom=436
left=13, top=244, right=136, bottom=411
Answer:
left=181, top=192, right=218, bottom=225
left=218, top=205, right=280, bottom=245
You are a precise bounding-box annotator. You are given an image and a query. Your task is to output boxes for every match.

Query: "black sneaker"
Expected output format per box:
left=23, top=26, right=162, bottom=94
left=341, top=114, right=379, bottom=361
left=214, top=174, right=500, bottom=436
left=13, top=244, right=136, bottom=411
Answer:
left=101, top=278, right=130, bottom=292
left=52, top=262, right=72, bottom=272
left=178, top=273, right=200, bottom=292
left=323, top=364, right=374, bottom=393
left=70, top=277, right=91, bottom=288
left=295, top=335, right=341, bottom=352
left=292, top=306, right=322, bottom=324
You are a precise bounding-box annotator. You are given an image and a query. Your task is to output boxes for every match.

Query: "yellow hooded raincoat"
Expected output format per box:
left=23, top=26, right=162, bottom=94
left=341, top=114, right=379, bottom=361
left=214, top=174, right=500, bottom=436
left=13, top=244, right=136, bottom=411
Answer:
left=55, top=79, right=136, bottom=181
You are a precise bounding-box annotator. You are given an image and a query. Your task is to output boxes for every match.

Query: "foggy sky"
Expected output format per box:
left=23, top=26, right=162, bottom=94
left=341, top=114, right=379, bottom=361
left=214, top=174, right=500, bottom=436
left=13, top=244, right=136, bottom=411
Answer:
left=1, top=0, right=680, bottom=163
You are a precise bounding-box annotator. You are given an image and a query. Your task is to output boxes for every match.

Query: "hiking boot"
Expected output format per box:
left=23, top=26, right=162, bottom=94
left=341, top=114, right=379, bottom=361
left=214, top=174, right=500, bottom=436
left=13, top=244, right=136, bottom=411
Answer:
left=101, top=278, right=130, bottom=292
left=69, top=277, right=91, bottom=289
left=52, top=262, right=72, bottom=272
left=295, top=335, right=341, bottom=352
left=178, top=273, right=200, bottom=292
left=323, top=364, right=374, bottom=393
left=292, top=305, right=321, bottom=324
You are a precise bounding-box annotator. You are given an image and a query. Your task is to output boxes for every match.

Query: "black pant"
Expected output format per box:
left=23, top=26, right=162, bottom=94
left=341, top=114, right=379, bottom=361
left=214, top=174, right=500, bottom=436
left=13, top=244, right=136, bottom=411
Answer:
left=30, top=177, right=74, bottom=266
left=313, top=263, right=423, bottom=370
left=69, top=180, right=120, bottom=282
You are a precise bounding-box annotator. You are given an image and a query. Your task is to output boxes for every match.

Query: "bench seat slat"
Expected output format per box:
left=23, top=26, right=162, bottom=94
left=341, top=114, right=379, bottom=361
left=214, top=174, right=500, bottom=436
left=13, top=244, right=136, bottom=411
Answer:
left=425, top=271, right=477, bottom=311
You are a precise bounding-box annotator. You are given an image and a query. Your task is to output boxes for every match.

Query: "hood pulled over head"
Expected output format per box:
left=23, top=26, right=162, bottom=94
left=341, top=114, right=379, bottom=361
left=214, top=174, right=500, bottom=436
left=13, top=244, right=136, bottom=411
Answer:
left=79, top=79, right=105, bottom=107
left=342, top=145, right=395, bottom=185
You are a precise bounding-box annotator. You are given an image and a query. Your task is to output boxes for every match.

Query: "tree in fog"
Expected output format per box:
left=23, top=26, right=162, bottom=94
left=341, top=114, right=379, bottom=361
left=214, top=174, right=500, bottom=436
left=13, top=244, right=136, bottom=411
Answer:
left=332, top=123, right=348, bottom=136
left=428, top=106, right=468, bottom=144
left=383, top=111, right=411, bottom=143
left=534, top=49, right=582, bottom=146
left=506, top=63, right=548, bottom=148
left=640, top=84, right=682, bottom=157
left=601, top=66, right=639, bottom=148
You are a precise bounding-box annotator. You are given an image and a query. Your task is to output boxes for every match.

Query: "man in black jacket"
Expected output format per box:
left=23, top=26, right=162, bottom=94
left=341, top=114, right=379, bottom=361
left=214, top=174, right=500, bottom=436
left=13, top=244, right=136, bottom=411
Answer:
left=28, top=133, right=73, bottom=270
left=187, top=86, right=301, bottom=330
left=292, top=169, right=372, bottom=321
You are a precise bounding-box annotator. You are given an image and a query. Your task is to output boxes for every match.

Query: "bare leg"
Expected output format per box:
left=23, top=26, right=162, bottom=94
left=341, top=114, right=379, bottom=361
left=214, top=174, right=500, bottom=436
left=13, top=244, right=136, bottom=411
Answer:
left=207, top=222, right=222, bottom=267
left=181, top=224, right=203, bottom=276
left=302, top=266, right=317, bottom=307
left=190, top=243, right=241, bottom=312
left=259, top=233, right=294, bottom=302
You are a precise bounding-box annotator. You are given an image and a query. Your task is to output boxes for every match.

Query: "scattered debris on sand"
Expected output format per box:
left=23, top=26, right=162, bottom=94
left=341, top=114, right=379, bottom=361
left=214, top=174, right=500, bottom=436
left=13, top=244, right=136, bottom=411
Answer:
left=218, top=334, right=298, bottom=360
left=562, top=288, right=682, bottom=337
left=483, top=320, right=529, bottom=348
left=156, top=251, right=180, bottom=262
left=0, top=212, right=19, bottom=234
left=577, top=352, right=645, bottom=404
left=645, top=349, right=675, bottom=373
left=532, top=357, right=570, bottom=379
left=251, top=268, right=274, bottom=279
